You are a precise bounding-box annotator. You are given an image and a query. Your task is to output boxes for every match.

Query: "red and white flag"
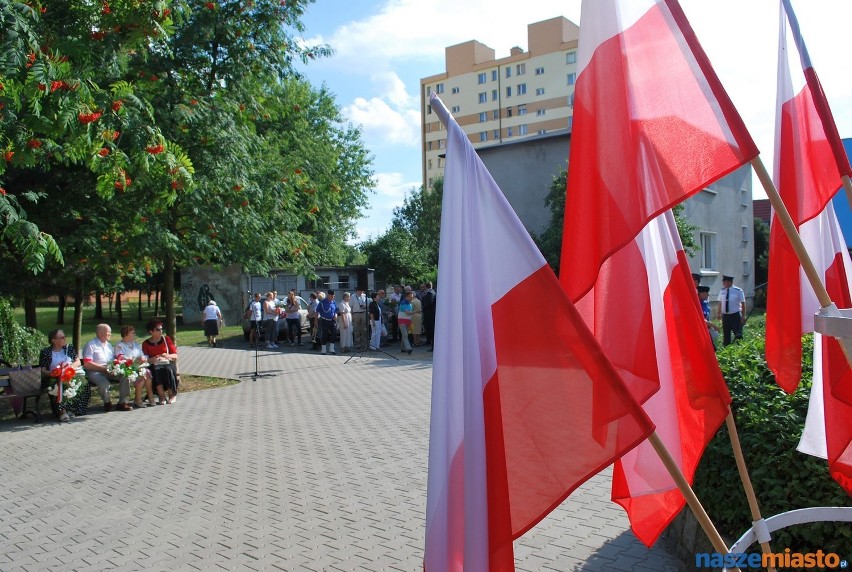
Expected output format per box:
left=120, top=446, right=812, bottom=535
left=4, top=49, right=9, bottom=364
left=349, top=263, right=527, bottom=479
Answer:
left=767, top=0, right=852, bottom=494
left=561, top=0, right=751, bottom=545
left=423, top=93, right=654, bottom=571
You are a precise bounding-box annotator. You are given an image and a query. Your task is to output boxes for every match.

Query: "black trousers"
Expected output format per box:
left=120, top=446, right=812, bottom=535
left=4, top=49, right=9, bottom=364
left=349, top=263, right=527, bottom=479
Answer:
left=722, top=312, right=743, bottom=346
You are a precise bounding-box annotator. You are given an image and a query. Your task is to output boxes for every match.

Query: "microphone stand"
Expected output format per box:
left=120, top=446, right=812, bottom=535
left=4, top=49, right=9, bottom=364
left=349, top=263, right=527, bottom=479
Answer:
left=239, top=294, right=274, bottom=381
left=345, top=308, right=398, bottom=364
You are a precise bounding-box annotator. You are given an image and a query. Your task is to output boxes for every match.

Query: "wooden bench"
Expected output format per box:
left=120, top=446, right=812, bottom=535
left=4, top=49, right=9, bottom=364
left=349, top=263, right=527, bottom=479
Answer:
left=0, top=365, right=45, bottom=423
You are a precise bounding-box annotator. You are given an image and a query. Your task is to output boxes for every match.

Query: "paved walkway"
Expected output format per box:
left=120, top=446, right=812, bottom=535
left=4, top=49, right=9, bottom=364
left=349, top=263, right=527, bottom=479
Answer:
left=0, top=345, right=683, bottom=571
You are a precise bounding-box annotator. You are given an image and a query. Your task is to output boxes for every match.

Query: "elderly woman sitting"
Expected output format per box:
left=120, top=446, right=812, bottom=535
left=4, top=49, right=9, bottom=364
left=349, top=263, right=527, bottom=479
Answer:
left=141, top=319, right=179, bottom=405
left=39, top=329, right=91, bottom=421
left=114, top=325, right=155, bottom=409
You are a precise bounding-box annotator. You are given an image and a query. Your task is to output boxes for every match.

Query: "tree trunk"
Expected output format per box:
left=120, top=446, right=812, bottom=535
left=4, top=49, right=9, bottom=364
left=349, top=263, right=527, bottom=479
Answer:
left=154, top=289, right=160, bottom=316
left=24, top=295, right=37, bottom=329
left=116, top=292, right=123, bottom=325
left=94, top=289, right=103, bottom=319
left=72, top=278, right=84, bottom=350
left=108, top=292, right=113, bottom=317
left=164, top=257, right=176, bottom=339
left=138, top=290, right=143, bottom=321
left=57, top=293, right=66, bottom=325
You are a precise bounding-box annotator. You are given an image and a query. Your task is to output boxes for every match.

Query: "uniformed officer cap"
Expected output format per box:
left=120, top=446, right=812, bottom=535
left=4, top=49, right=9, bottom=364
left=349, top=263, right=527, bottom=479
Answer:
left=697, top=286, right=710, bottom=293
left=722, top=275, right=734, bottom=282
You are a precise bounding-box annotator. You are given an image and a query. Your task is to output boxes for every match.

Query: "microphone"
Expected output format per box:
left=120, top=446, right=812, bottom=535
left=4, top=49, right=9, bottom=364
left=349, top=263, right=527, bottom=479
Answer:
left=247, top=291, right=252, bottom=295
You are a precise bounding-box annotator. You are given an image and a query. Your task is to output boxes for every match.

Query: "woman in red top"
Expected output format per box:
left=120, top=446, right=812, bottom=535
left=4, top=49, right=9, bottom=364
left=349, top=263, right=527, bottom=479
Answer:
left=142, top=319, right=179, bottom=405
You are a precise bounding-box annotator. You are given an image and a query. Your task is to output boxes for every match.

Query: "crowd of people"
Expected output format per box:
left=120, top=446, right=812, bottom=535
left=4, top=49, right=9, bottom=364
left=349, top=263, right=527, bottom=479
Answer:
left=243, top=282, right=437, bottom=356
left=40, top=320, right=179, bottom=423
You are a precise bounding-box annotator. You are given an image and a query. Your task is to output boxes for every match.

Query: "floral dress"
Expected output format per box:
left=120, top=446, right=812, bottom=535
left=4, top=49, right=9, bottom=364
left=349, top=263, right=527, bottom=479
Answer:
left=38, top=345, right=91, bottom=416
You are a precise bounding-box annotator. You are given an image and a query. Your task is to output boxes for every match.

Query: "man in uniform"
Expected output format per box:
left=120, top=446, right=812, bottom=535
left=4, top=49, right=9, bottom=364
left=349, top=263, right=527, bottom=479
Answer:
left=716, top=275, right=745, bottom=345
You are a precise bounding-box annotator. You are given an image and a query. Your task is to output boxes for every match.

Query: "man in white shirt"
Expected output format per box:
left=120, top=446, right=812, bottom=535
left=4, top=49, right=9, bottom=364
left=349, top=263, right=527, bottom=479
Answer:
left=716, top=275, right=746, bottom=346
left=248, top=293, right=263, bottom=346
left=349, top=288, right=368, bottom=348
left=82, top=323, right=131, bottom=411
left=264, top=292, right=280, bottom=349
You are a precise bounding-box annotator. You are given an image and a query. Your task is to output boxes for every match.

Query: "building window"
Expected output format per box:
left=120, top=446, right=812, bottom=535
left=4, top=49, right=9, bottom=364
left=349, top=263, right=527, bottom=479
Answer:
left=438, top=157, right=445, bottom=168
left=451, top=105, right=460, bottom=113
left=451, top=86, right=460, bottom=94
left=536, top=87, right=545, bottom=96
left=492, top=110, right=499, bottom=120
left=567, top=72, right=577, bottom=85
left=517, top=83, right=527, bottom=95
left=308, top=276, right=331, bottom=290
left=493, top=129, right=499, bottom=139
left=507, top=126, right=513, bottom=137
left=537, top=129, right=547, bottom=135
left=506, top=107, right=513, bottom=117
left=438, top=139, right=445, bottom=149
left=699, top=232, right=717, bottom=271
left=506, top=86, right=512, bottom=98
left=741, top=189, right=748, bottom=206
left=491, top=70, right=498, bottom=81
left=479, top=112, right=487, bottom=122
left=536, top=108, right=546, bottom=116
left=566, top=51, right=577, bottom=64
left=428, top=177, right=433, bottom=188
left=519, top=124, right=528, bottom=135
left=478, top=92, right=487, bottom=103
left=742, top=226, right=749, bottom=242
left=535, top=67, right=544, bottom=75
left=479, top=132, right=488, bottom=142
left=491, top=89, right=498, bottom=101
left=427, top=141, right=433, bottom=151
left=435, top=83, right=444, bottom=94
left=568, top=93, right=574, bottom=107
left=518, top=104, right=527, bottom=115
left=516, top=63, right=525, bottom=75
left=427, top=158, right=433, bottom=170
left=427, top=105, right=432, bottom=115
left=743, top=260, right=750, bottom=276
left=505, top=67, right=512, bottom=78
left=568, top=116, right=573, bottom=129
left=478, top=72, right=487, bottom=84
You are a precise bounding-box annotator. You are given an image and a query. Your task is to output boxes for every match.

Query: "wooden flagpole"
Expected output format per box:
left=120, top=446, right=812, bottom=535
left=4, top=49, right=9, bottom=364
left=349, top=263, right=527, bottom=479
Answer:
left=725, top=413, right=777, bottom=572
left=647, top=432, right=741, bottom=572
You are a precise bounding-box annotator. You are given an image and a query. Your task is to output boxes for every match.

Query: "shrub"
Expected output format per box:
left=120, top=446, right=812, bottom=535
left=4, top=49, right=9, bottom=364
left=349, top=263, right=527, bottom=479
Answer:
left=0, top=297, right=46, bottom=365
left=694, top=321, right=852, bottom=555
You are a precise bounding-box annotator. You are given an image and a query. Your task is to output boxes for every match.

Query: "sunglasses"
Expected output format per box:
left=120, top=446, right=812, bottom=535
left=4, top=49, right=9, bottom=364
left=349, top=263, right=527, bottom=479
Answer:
left=154, top=327, right=164, bottom=331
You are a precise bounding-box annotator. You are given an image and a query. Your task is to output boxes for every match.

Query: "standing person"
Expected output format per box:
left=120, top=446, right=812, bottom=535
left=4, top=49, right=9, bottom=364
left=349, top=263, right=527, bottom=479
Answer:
left=421, top=282, right=436, bottom=350
left=201, top=300, right=223, bottom=347
left=697, top=286, right=719, bottom=349
left=350, top=287, right=368, bottom=348
left=264, top=292, right=279, bottom=349
left=285, top=290, right=302, bottom=346
left=308, top=292, right=320, bottom=350
left=337, top=292, right=353, bottom=353
left=248, top=293, right=263, bottom=347
left=82, top=324, right=132, bottom=411
left=716, top=275, right=746, bottom=346
left=114, top=326, right=155, bottom=409
left=410, top=289, right=423, bottom=346
left=388, top=285, right=402, bottom=341
left=317, top=290, right=338, bottom=355
left=271, top=290, right=282, bottom=344
left=142, top=319, right=179, bottom=405
left=39, top=329, right=90, bottom=420
left=369, top=290, right=385, bottom=351
left=397, top=291, right=414, bottom=354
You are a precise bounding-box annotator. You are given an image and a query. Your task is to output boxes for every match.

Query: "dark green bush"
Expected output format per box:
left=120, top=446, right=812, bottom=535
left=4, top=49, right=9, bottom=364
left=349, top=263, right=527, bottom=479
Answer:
left=0, top=297, right=45, bottom=365
left=694, top=319, right=851, bottom=557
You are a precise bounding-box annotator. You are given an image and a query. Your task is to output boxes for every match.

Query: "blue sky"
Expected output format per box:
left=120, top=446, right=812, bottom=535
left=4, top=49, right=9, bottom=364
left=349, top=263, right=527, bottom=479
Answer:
left=296, top=0, right=852, bottom=242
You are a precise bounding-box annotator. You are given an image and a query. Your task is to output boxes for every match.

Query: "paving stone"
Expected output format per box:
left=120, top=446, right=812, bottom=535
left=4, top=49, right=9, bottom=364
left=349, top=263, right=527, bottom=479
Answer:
left=0, top=346, right=683, bottom=570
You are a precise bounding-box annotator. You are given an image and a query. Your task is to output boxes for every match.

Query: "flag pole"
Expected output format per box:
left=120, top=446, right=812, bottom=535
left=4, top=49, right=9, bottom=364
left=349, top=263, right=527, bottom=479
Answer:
left=751, top=157, right=832, bottom=308
left=842, top=176, right=852, bottom=214
left=724, top=412, right=777, bottom=572
left=647, top=432, right=741, bottom=572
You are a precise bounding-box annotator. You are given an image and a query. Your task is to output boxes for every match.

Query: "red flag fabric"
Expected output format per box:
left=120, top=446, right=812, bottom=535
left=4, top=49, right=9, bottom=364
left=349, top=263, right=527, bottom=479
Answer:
left=561, top=0, right=759, bottom=303
left=424, top=93, right=654, bottom=571
left=561, top=0, right=745, bottom=545
left=767, top=0, right=852, bottom=495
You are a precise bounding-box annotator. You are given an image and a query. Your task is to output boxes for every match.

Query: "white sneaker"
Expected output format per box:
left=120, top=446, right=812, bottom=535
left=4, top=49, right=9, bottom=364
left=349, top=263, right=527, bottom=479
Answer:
left=59, top=412, right=70, bottom=422
left=321, top=350, right=327, bottom=355
left=66, top=411, right=76, bottom=419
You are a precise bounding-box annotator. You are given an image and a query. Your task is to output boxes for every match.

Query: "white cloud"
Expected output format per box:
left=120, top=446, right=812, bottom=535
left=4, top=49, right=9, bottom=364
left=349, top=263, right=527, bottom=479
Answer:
left=343, top=96, right=420, bottom=146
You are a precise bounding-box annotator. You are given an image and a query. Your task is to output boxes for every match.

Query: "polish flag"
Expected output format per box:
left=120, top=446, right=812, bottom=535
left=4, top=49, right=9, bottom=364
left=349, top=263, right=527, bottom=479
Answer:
left=424, top=93, right=654, bottom=571
left=561, top=0, right=758, bottom=303
left=767, top=0, right=852, bottom=494
left=561, top=0, right=750, bottom=545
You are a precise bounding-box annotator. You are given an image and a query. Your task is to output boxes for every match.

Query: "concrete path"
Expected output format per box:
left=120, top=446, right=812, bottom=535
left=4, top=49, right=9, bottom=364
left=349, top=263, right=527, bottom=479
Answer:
left=0, top=344, right=683, bottom=571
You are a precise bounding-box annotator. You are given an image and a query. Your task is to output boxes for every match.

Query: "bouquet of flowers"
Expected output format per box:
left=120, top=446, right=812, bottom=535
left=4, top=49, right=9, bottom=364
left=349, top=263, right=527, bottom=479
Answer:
left=107, top=354, right=149, bottom=383
left=47, top=364, right=85, bottom=406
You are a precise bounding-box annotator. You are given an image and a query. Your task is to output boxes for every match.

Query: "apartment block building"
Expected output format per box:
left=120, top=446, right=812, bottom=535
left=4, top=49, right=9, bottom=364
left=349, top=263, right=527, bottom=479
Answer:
left=420, top=16, right=580, bottom=191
